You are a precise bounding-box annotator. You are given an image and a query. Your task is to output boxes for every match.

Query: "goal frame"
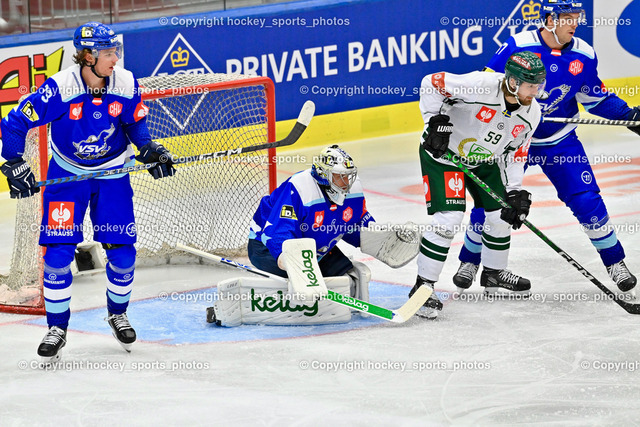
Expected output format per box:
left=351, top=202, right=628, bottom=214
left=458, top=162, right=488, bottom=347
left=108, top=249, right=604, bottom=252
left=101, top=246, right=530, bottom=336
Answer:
left=1, top=75, right=277, bottom=315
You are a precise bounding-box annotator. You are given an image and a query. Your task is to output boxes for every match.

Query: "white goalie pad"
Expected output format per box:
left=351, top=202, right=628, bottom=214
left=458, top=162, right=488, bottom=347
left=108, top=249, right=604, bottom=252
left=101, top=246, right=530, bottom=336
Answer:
left=213, top=276, right=352, bottom=326
left=346, top=260, right=371, bottom=318
left=280, top=238, right=328, bottom=299
left=360, top=222, right=420, bottom=268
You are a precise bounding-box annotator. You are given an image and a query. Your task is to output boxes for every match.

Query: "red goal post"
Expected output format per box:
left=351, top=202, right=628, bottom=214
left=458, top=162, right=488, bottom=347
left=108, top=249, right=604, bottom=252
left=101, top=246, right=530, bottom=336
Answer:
left=0, top=73, right=277, bottom=315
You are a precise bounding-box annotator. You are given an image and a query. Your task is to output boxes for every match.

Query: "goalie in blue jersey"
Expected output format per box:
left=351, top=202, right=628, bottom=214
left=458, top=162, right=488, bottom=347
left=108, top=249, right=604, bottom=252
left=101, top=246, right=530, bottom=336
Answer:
left=453, top=0, right=640, bottom=295
left=207, top=145, right=422, bottom=327
left=0, top=22, right=175, bottom=361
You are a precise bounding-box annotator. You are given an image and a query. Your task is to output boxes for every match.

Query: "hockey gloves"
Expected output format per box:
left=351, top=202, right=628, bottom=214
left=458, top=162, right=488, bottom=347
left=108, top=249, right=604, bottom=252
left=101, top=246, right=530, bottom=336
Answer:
left=422, top=114, right=453, bottom=159
left=628, top=107, right=640, bottom=137
left=500, top=190, right=532, bottom=230
left=136, top=142, right=176, bottom=179
left=0, top=157, right=40, bottom=199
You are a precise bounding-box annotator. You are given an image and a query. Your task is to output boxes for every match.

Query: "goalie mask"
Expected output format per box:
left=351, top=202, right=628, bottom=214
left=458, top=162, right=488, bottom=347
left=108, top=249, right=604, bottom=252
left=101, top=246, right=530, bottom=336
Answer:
left=312, top=145, right=358, bottom=206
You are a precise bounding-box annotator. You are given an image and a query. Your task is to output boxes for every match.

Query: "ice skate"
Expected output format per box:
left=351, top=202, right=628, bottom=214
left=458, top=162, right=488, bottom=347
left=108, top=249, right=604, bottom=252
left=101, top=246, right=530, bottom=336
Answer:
left=37, top=326, right=66, bottom=363
left=607, top=260, right=637, bottom=295
left=106, top=312, right=136, bottom=352
left=410, top=276, right=442, bottom=319
left=480, top=267, right=531, bottom=296
left=453, top=262, right=479, bottom=293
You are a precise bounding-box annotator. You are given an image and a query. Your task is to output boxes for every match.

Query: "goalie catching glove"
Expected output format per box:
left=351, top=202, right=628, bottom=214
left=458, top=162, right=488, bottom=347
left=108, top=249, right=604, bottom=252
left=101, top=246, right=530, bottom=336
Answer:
left=360, top=222, right=420, bottom=268
left=136, top=141, right=176, bottom=179
left=1, top=157, right=40, bottom=199
left=500, top=190, right=532, bottom=230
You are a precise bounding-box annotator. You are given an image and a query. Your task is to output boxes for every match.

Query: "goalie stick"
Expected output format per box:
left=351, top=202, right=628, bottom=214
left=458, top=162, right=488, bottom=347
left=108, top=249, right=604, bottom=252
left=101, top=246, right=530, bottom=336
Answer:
left=444, top=151, right=640, bottom=315
left=176, top=243, right=432, bottom=323
left=542, top=117, right=640, bottom=127
left=36, top=100, right=316, bottom=188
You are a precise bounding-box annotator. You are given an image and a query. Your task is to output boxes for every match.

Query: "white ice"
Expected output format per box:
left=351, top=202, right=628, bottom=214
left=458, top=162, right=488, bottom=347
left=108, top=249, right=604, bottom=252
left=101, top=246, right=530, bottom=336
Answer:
left=1, top=124, right=640, bottom=425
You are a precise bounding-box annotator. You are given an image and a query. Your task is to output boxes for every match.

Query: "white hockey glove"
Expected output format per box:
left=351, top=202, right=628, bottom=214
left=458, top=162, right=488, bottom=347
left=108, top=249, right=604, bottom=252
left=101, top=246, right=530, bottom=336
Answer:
left=360, top=222, right=420, bottom=268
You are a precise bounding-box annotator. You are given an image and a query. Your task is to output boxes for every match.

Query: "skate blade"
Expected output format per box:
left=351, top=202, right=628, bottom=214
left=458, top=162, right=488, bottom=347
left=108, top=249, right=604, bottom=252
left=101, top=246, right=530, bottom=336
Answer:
left=40, top=352, right=62, bottom=365
left=415, top=306, right=439, bottom=319
left=483, top=287, right=531, bottom=299
left=112, top=333, right=133, bottom=353
left=206, top=306, right=216, bottom=323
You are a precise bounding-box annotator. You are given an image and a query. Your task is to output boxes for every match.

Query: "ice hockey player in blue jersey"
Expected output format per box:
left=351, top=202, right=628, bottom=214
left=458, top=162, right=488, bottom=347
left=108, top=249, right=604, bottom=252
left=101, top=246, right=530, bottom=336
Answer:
left=0, top=22, right=175, bottom=361
left=249, top=145, right=374, bottom=279
left=454, top=0, right=640, bottom=294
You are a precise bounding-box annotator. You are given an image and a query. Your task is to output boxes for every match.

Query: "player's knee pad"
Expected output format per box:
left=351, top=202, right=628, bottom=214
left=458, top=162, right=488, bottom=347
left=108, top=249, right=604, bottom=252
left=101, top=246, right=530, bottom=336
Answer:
left=43, top=244, right=75, bottom=291
left=565, top=191, right=609, bottom=229
left=105, top=244, right=136, bottom=287
left=431, top=211, right=465, bottom=240
left=43, top=244, right=76, bottom=269
left=347, top=260, right=371, bottom=303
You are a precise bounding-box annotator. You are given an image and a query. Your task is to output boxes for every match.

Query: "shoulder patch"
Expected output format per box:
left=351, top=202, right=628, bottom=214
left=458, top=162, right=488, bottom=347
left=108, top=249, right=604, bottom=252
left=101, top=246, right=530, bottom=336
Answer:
left=280, top=205, right=297, bottom=220
left=571, top=37, right=595, bottom=60
left=21, top=101, right=39, bottom=122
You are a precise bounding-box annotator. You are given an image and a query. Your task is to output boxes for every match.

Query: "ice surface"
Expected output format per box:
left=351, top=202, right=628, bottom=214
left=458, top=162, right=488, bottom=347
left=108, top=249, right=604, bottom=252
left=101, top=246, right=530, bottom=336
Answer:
left=1, top=125, right=639, bottom=425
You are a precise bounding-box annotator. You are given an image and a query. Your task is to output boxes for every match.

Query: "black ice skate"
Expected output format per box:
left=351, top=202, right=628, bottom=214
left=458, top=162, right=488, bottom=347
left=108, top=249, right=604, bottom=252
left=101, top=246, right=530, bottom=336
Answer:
left=409, top=276, right=443, bottom=319
left=480, top=267, right=531, bottom=296
left=206, top=306, right=221, bottom=325
left=453, top=262, right=479, bottom=292
left=607, top=260, right=637, bottom=293
left=37, top=326, right=67, bottom=363
left=106, top=312, right=136, bottom=352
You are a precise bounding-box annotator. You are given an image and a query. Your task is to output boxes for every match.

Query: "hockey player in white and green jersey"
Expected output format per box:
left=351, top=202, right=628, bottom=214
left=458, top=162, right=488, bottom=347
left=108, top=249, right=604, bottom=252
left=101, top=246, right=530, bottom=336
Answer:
left=411, top=51, right=546, bottom=318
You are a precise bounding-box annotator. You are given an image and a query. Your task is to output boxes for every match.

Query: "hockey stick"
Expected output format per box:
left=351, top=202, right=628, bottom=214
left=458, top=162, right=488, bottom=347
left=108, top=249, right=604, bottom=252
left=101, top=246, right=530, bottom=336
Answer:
left=443, top=151, right=640, bottom=315
left=175, top=243, right=432, bottom=323
left=36, top=100, right=316, bottom=187
left=542, top=117, right=640, bottom=127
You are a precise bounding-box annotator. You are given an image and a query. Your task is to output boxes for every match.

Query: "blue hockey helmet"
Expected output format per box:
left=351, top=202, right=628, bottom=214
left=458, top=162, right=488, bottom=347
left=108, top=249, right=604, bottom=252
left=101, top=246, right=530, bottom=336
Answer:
left=73, top=22, right=123, bottom=59
left=542, top=0, right=586, bottom=24
left=311, top=145, right=358, bottom=206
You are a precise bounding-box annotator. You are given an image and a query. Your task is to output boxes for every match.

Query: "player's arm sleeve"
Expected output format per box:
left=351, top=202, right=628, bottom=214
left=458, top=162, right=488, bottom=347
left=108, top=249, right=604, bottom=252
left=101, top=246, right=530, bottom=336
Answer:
left=504, top=108, right=540, bottom=192
left=121, top=79, right=153, bottom=149
left=485, top=40, right=516, bottom=73
left=342, top=201, right=375, bottom=248
left=0, top=80, right=63, bottom=160
left=262, top=183, right=306, bottom=260
left=576, top=54, right=633, bottom=120
left=419, top=71, right=478, bottom=122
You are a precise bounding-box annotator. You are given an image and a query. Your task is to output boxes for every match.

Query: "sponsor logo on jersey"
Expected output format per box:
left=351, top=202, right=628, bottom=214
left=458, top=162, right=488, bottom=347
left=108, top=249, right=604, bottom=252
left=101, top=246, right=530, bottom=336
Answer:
left=72, top=123, right=115, bottom=159
left=343, top=207, right=353, bottom=222
left=512, top=124, right=526, bottom=138
left=69, top=102, right=83, bottom=120
left=313, top=211, right=324, bottom=228
left=362, top=199, right=368, bottom=214
left=468, top=143, right=493, bottom=160
left=569, top=59, right=583, bottom=76
left=48, top=201, right=74, bottom=229
left=444, top=172, right=465, bottom=198
left=280, top=205, right=297, bottom=220
left=431, top=72, right=452, bottom=98
left=581, top=171, right=592, bottom=184
left=134, top=102, right=149, bottom=122
left=423, top=175, right=431, bottom=203
left=20, top=101, right=39, bottom=122
left=476, top=106, right=497, bottom=123
left=109, top=101, right=123, bottom=117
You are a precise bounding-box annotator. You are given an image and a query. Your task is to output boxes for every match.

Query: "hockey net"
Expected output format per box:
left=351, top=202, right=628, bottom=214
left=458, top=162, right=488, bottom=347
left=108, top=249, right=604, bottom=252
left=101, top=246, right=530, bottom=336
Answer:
left=0, top=73, right=276, bottom=314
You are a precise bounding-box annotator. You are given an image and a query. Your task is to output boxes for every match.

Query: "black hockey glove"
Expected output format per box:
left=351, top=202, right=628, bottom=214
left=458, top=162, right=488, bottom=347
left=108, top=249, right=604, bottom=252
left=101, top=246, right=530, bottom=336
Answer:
left=422, top=114, right=453, bottom=159
left=500, top=190, right=532, bottom=230
left=628, top=106, right=640, bottom=137
left=0, top=157, right=40, bottom=199
left=136, top=142, right=176, bottom=179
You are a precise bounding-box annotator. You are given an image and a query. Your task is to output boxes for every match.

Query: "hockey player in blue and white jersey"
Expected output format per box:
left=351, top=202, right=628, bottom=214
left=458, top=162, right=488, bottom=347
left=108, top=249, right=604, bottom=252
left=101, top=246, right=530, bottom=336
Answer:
left=453, top=0, right=640, bottom=294
left=205, top=145, right=421, bottom=327
left=249, top=145, right=374, bottom=279
left=0, top=22, right=175, bottom=361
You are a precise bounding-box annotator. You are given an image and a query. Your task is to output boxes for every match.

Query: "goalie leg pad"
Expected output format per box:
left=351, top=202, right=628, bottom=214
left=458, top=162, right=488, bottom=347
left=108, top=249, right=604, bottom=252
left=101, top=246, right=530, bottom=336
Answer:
left=280, top=238, right=328, bottom=299
left=212, top=277, right=352, bottom=326
left=347, top=261, right=371, bottom=302
left=360, top=222, right=420, bottom=268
